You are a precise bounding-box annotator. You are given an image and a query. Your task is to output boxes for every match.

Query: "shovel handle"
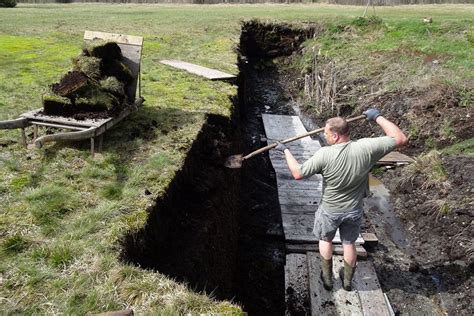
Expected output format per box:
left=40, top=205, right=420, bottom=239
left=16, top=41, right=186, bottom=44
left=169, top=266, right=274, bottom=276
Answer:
left=243, top=114, right=366, bottom=161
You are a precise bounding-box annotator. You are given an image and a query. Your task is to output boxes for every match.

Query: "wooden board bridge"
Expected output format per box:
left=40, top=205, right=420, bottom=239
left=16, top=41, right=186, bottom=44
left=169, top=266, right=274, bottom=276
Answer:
left=262, top=114, right=394, bottom=316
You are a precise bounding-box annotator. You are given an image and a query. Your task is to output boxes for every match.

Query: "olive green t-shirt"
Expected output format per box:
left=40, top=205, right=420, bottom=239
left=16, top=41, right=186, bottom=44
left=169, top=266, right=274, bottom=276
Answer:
left=298, top=136, right=397, bottom=212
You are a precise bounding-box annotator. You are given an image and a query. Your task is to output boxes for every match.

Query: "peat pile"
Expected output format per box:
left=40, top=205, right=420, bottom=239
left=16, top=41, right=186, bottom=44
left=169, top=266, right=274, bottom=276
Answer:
left=42, top=41, right=133, bottom=119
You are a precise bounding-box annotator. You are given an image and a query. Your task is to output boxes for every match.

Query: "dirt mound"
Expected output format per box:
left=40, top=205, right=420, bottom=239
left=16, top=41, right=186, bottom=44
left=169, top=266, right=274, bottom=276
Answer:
left=334, top=84, right=473, bottom=156
left=384, top=154, right=473, bottom=265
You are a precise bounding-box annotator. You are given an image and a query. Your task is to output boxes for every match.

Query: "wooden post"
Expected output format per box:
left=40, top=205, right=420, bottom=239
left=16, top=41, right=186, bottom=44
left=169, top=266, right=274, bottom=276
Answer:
left=98, top=134, right=103, bottom=153
left=90, top=137, right=95, bottom=156
left=20, top=128, right=27, bottom=148
left=33, top=125, right=38, bottom=141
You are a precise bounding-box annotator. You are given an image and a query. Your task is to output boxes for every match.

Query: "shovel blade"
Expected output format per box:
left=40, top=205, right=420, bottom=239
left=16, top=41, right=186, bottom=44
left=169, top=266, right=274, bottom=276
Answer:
left=224, top=154, right=244, bottom=169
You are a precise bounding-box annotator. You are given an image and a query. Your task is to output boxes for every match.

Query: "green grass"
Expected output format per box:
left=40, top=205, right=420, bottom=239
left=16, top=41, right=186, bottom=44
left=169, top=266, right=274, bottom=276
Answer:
left=296, top=7, right=473, bottom=93
left=441, top=138, right=474, bottom=155
left=0, top=3, right=473, bottom=314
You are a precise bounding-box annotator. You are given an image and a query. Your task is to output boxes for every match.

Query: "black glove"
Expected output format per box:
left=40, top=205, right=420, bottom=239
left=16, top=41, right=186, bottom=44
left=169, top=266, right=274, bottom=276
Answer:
left=363, top=108, right=381, bottom=121
left=274, top=142, right=288, bottom=152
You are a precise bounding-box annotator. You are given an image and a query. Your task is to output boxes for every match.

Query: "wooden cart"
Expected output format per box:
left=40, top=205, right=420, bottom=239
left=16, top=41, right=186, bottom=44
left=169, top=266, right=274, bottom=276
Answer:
left=0, top=31, right=144, bottom=155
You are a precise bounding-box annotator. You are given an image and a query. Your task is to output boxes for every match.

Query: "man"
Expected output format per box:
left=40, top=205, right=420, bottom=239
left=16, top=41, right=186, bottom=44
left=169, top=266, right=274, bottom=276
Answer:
left=274, top=108, right=407, bottom=291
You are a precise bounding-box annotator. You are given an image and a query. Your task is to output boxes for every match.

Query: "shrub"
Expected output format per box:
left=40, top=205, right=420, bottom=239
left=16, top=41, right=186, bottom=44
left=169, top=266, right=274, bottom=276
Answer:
left=0, top=0, right=17, bottom=8
left=351, top=15, right=383, bottom=28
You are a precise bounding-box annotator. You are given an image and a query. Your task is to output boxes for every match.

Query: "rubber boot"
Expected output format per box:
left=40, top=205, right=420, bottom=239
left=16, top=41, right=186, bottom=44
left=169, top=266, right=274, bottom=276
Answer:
left=320, top=257, right=333, bottom=291
left=340, top=260, right=356, bottom=291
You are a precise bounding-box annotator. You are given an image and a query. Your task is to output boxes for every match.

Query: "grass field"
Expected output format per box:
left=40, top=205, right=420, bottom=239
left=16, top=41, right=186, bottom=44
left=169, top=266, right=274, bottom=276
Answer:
left=0, top=4, right=472, bottom=314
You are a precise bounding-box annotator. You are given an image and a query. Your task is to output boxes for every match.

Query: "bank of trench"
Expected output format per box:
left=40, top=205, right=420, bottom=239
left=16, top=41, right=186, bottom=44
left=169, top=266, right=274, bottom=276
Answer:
left=119, top=22, right=315, bottom=314
left=120, top=20, right=472, bottom=315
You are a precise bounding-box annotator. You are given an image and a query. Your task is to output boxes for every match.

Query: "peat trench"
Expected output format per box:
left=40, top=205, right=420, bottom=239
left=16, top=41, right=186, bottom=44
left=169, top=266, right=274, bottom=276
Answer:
left=119, top=22, right=310, bottom=314
left=121, top=21, right=472, bottom=315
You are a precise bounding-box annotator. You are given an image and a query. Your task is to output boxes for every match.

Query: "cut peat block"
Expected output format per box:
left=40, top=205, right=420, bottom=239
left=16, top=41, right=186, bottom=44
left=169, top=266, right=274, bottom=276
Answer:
left=100, top=76, right=126, bottom=102
left=51, top=71, right=90, bottom=98
left=42, top=93, right=73, bottom=116
left=83, top=40, right=122, bottom=62
left=72, top=56, right=102, bottom=80
left=75, top=90, right=119, bottom=112
left=102, top=60, right=134, bottom=85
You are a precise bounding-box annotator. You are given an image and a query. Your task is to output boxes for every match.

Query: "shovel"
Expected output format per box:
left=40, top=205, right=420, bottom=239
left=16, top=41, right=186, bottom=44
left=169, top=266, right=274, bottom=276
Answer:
left=224, top=114, right=366, bottom=169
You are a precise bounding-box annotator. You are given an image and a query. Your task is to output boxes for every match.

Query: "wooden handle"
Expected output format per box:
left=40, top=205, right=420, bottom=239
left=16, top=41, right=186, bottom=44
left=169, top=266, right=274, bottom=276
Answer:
left=243, top=114, right=366, bottom=161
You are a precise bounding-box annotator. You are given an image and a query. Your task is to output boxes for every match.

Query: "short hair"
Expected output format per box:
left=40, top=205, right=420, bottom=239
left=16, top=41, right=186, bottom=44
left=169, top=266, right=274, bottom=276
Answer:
left=326, top=117, right=349, bottom=136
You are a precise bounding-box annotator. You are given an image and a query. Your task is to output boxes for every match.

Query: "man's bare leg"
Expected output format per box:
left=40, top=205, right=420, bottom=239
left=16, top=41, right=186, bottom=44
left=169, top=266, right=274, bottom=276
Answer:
left=319, top=239, right=333, bottom=259
left=343, top=243, right=356, bottom=267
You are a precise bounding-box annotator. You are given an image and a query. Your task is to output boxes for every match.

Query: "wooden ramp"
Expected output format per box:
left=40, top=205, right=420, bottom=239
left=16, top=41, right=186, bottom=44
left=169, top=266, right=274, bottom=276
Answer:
left=160, top=60, right=236, bottom=80
left=261, top=114, right=392, bottom=316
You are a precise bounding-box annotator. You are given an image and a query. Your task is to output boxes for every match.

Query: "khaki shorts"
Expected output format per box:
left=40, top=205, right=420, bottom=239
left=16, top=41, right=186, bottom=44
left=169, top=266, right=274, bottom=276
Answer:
left=313, top=206, right=363, bottom=245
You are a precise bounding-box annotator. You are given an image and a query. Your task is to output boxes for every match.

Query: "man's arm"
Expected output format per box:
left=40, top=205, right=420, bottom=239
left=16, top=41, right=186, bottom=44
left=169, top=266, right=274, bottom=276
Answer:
left=375, top=116, right=408, bottom=147
left=283, top=149, right=304, bottom=180
left=364, top=108, right=408, bottom=148
left=274, top=142, right=304, bottom=180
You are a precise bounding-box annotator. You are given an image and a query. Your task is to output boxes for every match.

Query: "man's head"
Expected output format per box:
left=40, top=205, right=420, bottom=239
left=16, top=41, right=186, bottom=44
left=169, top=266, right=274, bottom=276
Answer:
left=324, top=117, right=350, bottom=145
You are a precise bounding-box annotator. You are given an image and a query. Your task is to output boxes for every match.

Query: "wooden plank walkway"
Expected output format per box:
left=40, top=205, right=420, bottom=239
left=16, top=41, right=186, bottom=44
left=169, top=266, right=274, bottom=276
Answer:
left=160, top=60, right=236, bottom=80
left=262, top=114, right=364, bottom=247
left=261, top=114, right=391, bottom=316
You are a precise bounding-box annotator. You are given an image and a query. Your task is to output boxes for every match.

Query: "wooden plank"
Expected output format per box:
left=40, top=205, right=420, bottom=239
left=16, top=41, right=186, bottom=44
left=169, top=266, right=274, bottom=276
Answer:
left=280, top=205, right=318, bottom=215
left=285, top=253, right=310, bottom=315
left=118, top=44, right=142, bottom=99
left=21, top=109, right=111, bottom=128
left=353, top=261, right=390, bottom=316
left=282, top=213, right=315, bottom=236
left=278, top=187, right=322, bottom=199
left=378, top=151, right=414, bottom=164
left=332, top=256, right=364, bottom=315
left=84, top=30, right=143, bottom=46
left=31, top=121, right=87, bottom=131
left=262, top=114, right=311, bottom=141
left=283, top=216, right=365, bottom=245
left=279, top=195, right=321, bottom=206
left=267, top=139, right=321, bottom=151
left=287, top=244, right=367, bottom=259
left=285, top=232, right=365, bottom=245
left=160, top=60, right=235, bottom=80
left=0, top=117, right=30, bottom=129
left=277, top=178, right=322, bottom=190
left=269, top=151, right=316, bottom=162
left=361, top=232, right=378, bottom=247
left=279, top=188, right=323, bottom=197
left=277, top=172, right=321, bottom=182
left=307, top=252, right=338, bottom=316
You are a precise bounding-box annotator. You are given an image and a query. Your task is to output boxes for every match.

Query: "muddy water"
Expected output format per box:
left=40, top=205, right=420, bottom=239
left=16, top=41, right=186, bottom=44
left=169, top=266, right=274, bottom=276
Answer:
left=366, top=175, right=410, bottom=250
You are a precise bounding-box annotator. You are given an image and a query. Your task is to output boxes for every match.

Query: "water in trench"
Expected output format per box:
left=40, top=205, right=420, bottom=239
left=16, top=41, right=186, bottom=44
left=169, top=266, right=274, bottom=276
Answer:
left=366, top=175, right=410, bottom=250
